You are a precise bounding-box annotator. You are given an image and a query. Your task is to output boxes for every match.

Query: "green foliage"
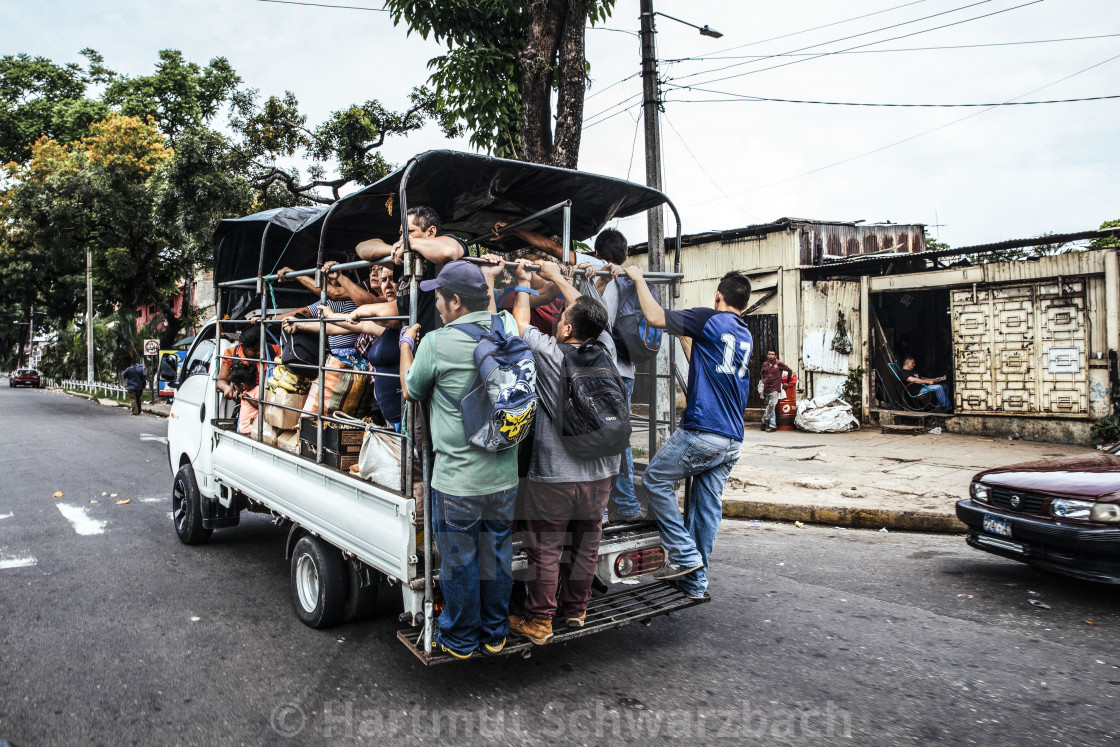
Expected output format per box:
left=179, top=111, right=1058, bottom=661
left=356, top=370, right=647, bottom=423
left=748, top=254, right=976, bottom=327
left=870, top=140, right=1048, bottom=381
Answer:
left=1091, top=415, right=1120, bottom=445
left=1090, top=219, right=1120, bottom=250
left=0, top=50, right=108, bottom=163
left=383, top=0, right=615, bottom=161
left=924, top=232, right=949, bottom=252
left=842, top=367, right=864, bottom=418
left=102, top=50, right=240, bottom=142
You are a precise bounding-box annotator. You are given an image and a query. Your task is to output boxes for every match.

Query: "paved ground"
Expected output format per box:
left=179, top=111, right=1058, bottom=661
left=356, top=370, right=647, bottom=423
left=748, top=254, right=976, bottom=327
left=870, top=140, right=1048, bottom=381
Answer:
left=3, top=384, right=1120, bottom=745
left=89, top=387, right=1098, bottom=533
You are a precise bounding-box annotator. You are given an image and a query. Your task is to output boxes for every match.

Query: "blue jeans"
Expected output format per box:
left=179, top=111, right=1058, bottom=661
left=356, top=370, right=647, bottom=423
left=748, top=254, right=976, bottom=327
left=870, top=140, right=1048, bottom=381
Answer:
left=430, top=487, right=516, bottom=655
left=642, top=428, right=742, bottom=596
left=607, top=377, right=642, bottom=517
left=762, top=390, right=781, bottom=428
left=920, top=383, right=952, bottom=411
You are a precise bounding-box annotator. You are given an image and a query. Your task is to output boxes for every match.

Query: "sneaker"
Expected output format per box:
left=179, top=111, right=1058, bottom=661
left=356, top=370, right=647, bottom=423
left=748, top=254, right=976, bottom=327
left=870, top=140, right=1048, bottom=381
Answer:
left=652, top=562, right=704, bottom=581
left=608, top=508, right=645, bottom=524
left=482, top=637, right=506, bottom=656
left=431, top=639, right=475, bottom=660
left=669, top=580, right=710, bottom=601
left=565, top=614, right=586, bottom=629
left=508, top=615, right=554, bottom=645
left=767, top=426, right=777, bottom=432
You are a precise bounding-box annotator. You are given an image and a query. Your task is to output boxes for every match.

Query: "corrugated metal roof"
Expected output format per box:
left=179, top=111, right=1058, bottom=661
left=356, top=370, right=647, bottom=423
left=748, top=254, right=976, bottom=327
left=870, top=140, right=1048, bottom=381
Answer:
left=629, top=217, right=924, bottom=255
left=803, top=228, right=1120, bottom=277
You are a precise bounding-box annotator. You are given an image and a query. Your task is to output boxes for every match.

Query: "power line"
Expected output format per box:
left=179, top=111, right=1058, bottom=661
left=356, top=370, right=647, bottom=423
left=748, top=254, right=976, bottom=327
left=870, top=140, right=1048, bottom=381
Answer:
left=703, top=0, right=933, bottom=56
left=583, top=101, right=644, bottom=131
left=582, top=90, right=644, bottom=127
left=688, top=49, right=1120, bottom=207
left=586, top=72, right=641, bottom=102
left=665, top=32, right=1120, bottom=62
left=662, top=113, right=759, bottom=222
left=664, top=88, right=1120, bottom=107
left=670, top=0, right=1004, bottom=84
left=256, top=0, right=388, bottom=11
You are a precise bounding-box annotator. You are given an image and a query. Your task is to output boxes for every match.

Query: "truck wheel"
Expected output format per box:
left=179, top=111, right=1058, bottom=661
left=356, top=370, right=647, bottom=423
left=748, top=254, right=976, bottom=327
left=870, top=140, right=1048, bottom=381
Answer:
left=290, top=536, right=347, bottom=629
left=342, top=562, right=380, bottom=623
left=172, top=464, right=212, bottom=545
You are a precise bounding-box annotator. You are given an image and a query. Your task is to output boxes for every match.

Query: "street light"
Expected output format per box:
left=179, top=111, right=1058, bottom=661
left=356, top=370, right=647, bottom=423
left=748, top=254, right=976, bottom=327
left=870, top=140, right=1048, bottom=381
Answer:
left=654, top=12, right=723, bottom=39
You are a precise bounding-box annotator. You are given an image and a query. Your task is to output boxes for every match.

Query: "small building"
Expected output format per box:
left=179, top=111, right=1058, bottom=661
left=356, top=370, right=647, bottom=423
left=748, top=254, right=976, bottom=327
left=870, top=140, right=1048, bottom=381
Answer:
left=631, top=218, right=1119, bottom=445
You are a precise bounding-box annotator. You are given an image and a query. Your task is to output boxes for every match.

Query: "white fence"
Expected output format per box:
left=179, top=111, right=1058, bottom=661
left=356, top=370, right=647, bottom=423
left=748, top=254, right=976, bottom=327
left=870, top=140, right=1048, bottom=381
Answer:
left=60, top=379, right=129, bottom=398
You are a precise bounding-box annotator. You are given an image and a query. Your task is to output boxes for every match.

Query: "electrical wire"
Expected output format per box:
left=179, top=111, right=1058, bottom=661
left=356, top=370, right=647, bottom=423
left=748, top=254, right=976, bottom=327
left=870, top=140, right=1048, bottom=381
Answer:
left=687, top=49, right=1120, bottom=207
left=664, top=88, right=1120, bottom=107
left=703, top=0, right=933, bottom=56
left=670, top=0, right=1004, bottom=83
left=662, top=113, right=759, bottom=222
left=582, top=90, right=644, bottom=127
left=583, top=101, right=644, bottom=131
left=665, top=33, right=1120, bottom=62
left=256, top=0, right=388, bottom=11
left=586, top=72, right=641, bottom=102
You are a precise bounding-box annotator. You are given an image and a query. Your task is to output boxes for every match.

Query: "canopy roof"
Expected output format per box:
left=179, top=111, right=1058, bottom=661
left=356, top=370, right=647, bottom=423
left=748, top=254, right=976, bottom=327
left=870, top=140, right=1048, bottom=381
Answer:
left=213, top=150, right=676, bottom=311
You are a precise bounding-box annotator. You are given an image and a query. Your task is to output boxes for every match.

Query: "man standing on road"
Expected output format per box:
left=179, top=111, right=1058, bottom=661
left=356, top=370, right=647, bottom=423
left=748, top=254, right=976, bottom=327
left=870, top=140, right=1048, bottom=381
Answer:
left=398, top=258, right=521, bottom=660
left=617, top=265, right=754, bottom=600
left=122, top=361, right=146, bottom=416
left=760, top=350, right=792, bottom=432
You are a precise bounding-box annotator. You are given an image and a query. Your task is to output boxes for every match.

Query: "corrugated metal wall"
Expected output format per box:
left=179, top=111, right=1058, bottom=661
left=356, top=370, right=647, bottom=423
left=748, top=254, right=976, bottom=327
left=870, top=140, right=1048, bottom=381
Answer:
left=800, top=280, right=862, bottom=398
left=799, top=225, right=925, bottom=265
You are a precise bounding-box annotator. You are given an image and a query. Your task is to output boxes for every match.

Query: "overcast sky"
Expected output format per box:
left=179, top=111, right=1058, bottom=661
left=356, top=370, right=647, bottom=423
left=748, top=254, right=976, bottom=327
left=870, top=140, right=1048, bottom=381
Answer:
left=4, top=0, right=1118, bottom=248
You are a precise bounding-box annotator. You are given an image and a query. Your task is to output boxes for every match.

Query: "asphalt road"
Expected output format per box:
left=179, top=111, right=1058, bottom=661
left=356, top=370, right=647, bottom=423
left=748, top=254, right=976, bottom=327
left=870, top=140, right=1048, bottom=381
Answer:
left=1, top=385, right=1118, bottom=746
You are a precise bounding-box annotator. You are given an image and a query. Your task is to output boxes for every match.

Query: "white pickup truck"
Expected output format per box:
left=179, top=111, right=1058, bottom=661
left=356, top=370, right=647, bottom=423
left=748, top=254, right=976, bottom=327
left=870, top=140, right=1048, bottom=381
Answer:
left=166, top=150, right=704, bottom=663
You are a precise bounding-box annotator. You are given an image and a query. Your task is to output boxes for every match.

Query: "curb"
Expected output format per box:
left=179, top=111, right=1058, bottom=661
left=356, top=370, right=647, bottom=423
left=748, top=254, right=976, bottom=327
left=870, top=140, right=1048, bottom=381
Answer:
left=56, top=387, right=168, bottom=417
left=723, top=498, right=966, bottom=534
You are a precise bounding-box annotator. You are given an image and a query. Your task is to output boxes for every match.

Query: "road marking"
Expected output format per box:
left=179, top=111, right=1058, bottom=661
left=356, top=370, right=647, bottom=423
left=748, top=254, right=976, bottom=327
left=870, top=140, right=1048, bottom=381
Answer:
left=140, top=433, right=168, bottom=444
left=141, top=498, right=163, bottom=504
left=56, top=503, right=108, bottom=536
left=0, top=555, right=37, bottom=569
left=0, top=512, right=12, bottom=521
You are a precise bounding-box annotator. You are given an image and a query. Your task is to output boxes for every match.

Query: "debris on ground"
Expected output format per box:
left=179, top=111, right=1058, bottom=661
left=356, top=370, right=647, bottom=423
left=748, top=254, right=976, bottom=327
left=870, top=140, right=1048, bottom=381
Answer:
left=52, top=492, right=63, bottom=498
left=928, top=427, right=942, bottom=434
left=879, top=527, right=889, bottom=533
left=1084, top=620, right=1097, bottom=625
left=115, top=499, right=130, bottom=505
left=1028, top=599, right=1052, bottom=609
left=957, top=594, right=974, bottom=599
left=794, top=521, right=806, bottom=528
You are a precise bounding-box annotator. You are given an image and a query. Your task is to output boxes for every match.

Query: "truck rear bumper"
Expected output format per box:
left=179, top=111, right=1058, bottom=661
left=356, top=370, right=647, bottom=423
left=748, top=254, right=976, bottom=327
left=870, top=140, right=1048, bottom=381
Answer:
left=398, top=579, right=708, bottom=665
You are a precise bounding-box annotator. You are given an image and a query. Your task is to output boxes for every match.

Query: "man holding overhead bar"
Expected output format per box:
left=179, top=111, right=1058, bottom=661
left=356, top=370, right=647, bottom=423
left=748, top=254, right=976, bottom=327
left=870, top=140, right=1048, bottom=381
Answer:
left=614, top=264, right=754, bottom=601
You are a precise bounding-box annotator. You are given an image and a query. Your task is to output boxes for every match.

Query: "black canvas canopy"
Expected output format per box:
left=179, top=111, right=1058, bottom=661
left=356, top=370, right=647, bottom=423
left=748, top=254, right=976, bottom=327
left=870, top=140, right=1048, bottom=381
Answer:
left=213, top=150, right=678, bottom=315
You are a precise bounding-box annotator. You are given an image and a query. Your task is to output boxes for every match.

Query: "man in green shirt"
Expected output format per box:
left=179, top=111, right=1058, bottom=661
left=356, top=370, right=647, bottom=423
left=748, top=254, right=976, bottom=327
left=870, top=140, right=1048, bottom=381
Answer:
left=399, top=258, right=520, bottom=660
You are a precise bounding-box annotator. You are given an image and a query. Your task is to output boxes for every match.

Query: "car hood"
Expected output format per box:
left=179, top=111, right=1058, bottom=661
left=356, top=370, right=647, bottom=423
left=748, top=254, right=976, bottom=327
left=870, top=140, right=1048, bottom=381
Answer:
left=977, top=454, right=1120, bottom=501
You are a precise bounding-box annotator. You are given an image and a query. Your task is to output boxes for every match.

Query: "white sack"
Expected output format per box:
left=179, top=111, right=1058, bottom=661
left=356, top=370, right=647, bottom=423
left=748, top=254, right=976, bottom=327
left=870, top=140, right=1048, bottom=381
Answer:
left=794, top=395, right=860, bottom=433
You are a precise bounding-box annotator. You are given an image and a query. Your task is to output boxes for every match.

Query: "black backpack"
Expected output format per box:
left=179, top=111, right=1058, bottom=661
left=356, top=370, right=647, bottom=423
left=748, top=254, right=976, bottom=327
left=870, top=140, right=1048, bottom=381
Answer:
left=280, top=317, right=324, bottom=379
left=612, top=277, right=663, bottom=364
left=547, top=338, right=632, bottom=459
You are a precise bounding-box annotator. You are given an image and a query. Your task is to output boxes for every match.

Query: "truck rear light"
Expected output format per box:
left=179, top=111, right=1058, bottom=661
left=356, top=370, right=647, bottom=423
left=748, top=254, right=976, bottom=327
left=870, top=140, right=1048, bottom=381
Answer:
left=615, top=548, right=665, bottom=577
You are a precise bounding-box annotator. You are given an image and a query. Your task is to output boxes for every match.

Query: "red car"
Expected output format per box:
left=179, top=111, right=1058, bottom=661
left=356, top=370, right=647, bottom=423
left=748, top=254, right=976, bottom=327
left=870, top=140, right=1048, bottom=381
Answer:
left=956, top=442, right=1120, bottom=583
left=9, top=369, right=41, bottom=388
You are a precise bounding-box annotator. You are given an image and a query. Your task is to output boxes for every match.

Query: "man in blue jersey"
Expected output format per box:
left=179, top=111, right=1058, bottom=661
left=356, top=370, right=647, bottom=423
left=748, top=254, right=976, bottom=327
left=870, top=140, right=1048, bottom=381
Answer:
left=618, top=265, right=754, bottom=600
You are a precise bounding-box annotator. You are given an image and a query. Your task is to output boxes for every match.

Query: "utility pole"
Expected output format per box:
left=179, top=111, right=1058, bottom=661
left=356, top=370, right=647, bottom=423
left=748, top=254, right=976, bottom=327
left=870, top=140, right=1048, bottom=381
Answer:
left=639, top=0, right=665, bottom=274
left=28, top=304, right=35, bottom=369
left=86, top=247, right=94, bottom=382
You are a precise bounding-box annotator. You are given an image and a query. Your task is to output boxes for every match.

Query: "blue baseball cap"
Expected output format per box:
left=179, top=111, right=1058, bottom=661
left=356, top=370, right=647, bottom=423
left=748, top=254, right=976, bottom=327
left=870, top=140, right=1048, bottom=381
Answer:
left=419, top=260, right=488, bottom=298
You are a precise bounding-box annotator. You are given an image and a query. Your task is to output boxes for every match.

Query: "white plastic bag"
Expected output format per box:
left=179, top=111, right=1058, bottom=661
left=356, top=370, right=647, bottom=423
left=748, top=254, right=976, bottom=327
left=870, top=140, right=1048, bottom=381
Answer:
left=358, top=429, right=402, bottom=487
left=794, top=395, right=860, bottom=433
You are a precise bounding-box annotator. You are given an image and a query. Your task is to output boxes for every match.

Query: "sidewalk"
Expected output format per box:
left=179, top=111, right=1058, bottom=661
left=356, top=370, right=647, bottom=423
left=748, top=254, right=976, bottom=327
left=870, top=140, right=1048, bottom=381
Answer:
left=64, top=386, right=1095, bottom=534
left=717, top=425, right=1093, bottom=533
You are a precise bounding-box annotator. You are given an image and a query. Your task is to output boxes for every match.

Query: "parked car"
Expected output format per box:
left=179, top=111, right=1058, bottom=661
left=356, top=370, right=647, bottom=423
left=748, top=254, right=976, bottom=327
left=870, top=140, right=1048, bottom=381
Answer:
left=9, top=369, right=41, bottom=388
left=956, top=442, right=1120, bottom=583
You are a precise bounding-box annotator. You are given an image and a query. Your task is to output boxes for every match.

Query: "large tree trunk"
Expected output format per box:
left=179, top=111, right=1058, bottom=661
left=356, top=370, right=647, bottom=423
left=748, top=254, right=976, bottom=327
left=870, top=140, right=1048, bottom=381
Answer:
left=520, top=0, right=564, bottom=165
left=551, top=0, right=589, bottom=169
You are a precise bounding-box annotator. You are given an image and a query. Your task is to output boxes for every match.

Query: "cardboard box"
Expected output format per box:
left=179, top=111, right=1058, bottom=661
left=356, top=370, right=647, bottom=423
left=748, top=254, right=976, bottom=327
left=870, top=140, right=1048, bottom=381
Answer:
left=299, top=417, right=364, bottom=471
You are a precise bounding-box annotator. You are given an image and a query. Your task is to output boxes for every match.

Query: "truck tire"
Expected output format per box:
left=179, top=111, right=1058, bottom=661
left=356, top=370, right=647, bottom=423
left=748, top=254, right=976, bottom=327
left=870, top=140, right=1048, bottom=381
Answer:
left=342, top=562, right=380, bottom=623
left=290, top=536, right=347, bottom=629
left=172, top=464, right=213, bottom=545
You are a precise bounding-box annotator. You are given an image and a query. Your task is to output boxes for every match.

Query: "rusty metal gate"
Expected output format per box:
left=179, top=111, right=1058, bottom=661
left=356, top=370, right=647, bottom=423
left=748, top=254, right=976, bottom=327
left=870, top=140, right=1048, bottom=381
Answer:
left=950, top=281, right=1089, bottom=416
left=743, top=314, right=779, bottom=409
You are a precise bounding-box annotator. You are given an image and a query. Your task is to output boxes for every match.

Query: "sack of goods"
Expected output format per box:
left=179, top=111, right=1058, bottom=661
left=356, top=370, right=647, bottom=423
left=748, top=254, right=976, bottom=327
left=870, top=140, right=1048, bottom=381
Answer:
left=612, top=277, right=663, bottom=363
left=439, top=314, right=538, bottom=452
left=553, top=338, right=632, bottom=458
left=303, top=356, right=369, bottom=417
left=260, top=421, right=300, bottom=453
